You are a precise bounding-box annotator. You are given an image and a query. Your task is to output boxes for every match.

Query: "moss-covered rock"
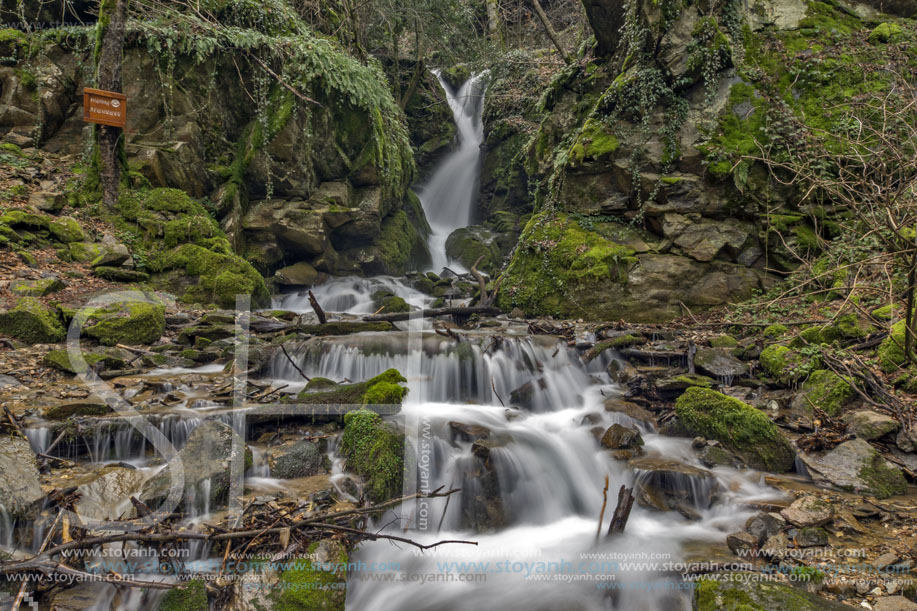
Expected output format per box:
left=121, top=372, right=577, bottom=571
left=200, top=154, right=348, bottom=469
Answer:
left=878, top=320, right=910, bottom=373
left=792, top=369, right=853, bottom=417
left=869, top=22, right=903, bottom=43
left=341, top=408, right=404, bottom=502
left=10, top=277, right=66, bottom=297
left=158, top=579, right=208, bottom=611
left=43, top=399, right=111, bottom=420
left=445, top=225, right=504, bottom=275
left=759, top=344, right=821, bottom=384
left=371, top=290, right=410, bottom=314
left=68, top=242, right=106, bottom=263
left=43, top=349, right=127, bottom=374
left=48, top=217, right=86, bottom=243
left=81, top=301, right=165, bottom=346
left=675, top=387, right=795, bottom=472
left=762, top=324, right=789, bottom=339
left=92, top=266, right=151, bottom=283
left=271, top=541, right=347, bottom=611
left=709, top=335, right=738, bottom=349
left=296, top=369, right=408, bottom=407
left=694, top=573, right=849, bottom=610
left=0, top=296, right=65, bottom=343
left=298, top=321, right=394, bottom=336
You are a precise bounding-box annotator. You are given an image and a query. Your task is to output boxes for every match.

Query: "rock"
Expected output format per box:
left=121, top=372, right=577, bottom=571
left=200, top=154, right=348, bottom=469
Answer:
left=667, top=217, right=754, bottom=263
left=726, top=531, right=758, bottom=555
left=798, top=439, right=907, bottom=499
left=874, top=552, right=901, bottom=570
left=510, top=379, right=546, bottom=410
left=89, top=243, right=131, bottom=268
left=794, top=527, right=828, bottom=547
left=10, top=276, right=66, bottom=296
left=583, top=0, right=625, bottom=55
left=0, top=435, right=44, bottom=519
left=445, top=225, right=503, bottom=274
left=693, top=571, right=851, bottom=609
left=600, top=424, right=644, bottom=449
left=674, top=387, right=795, bottom=472
left=82, top=300, right=165, bottom=346
left=48, top=216, right=85, bottom=243
left=603, top=397, right=655, bottom=427
left=655, top=373, right=715, bottom=394
left=698, top=444, right=741, bottom=468
left=341, top=408, right=405, bottom=503
left=693, top=347, right=747, bottom=379
left=0, top=296, right=65, bottom=343
left=449, top=422, right=491, bottom=443
left=269, top=440, right=323, bottom=479
left=92, top=266, right=150, bottom=283
left=68, top=242, right=106, bottom=262
left=761, top=532, right=790, bottom=559
left=140, top=421, right=252, bottom=511
left=629, top=457, right=718, bottom=517
left=843, top=410, right=900, bottom=441
left=274, top=261, right=327, bottom=286
left=790, top=369, right=854, bottom=417
left=42, top=398, right=110, bottom=420
left=0, top=374, right=20, bottom=389
left=873, top=597, right=917, bottom=611
left=28, top=190, right=64, bottom=212
left=896, top=427, right=917, bottom=453
left=780, top=495, right=833, bottom=527
left=745, top=512, right=785, bottom=543
left=72, top=466, right=145, bottom=522
left=607, top=359, right=638, bottom=383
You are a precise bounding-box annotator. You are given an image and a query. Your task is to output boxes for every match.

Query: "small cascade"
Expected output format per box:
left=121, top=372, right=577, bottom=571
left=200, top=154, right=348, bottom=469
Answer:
left=272, top=275, right=431, bottom=315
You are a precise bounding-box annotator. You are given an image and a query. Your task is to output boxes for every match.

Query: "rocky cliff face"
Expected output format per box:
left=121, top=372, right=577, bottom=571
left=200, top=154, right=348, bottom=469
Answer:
left=489, top=0, right=914, bottom=321
left=0, top=15, right=437, bottom=294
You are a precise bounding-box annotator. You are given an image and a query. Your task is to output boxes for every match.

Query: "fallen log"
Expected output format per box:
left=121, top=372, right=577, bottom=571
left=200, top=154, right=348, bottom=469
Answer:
left=364, top=306, right=500, bottom=322
left=607, top=485, right=634, bottom=537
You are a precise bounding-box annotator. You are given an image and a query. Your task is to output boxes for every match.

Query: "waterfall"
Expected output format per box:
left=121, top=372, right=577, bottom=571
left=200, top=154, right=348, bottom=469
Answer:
left=419, top=72, right=486, bottom=272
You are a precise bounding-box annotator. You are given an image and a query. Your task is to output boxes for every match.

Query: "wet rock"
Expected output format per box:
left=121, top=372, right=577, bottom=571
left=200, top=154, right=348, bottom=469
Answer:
left=675, top=387, right=795, bottom=473
left=580, top=413, right=603, bottom=427
left=726, top=531, right=758, bottom=554
left=48, top=583, right=116, bottom=611
left=607, top=358, right=638, bottom=383
left=92, top=267, right=150, bottom=283
left=654, top=373, right=715, bottom=394
left=698, top=444, right=741, bottom=468
left=269, top=440, right=323, bottom=479
left=794, top=527, right=828, bottom=547
left=0, top=436, right=44, bottom=519
left=798, top=439, right=907, bottom=499
left=510, top=378, right=546, bottom=410
left=0, top=296, right=65, bottom=343
left=10, top=276, right=66, bottom=296
left=83, top=301, right=165, bottom=346
left=843, top=410, right=900, bottom=441
left=445, top=225, right=503, bottom=275
left=73, top=466, right=145, bottom=522
left=745, top=512, right=785, bottom=543
left=600, top=423, right=644, bottom=449
left=873, top=597, right=917, bottom=611
left=140, top=420, right=252, bottom=511
left=43, top=348, right=129, bottom=375
left=0, top=374, right=20, bottom=389
left=274, top=261, right=327, bottom=286
left=780, top=495, right=833, bottom=527
left=693, top=347, right=747, bottom=379
left=297, top=321, right=394, bottom=336
left=603, top=397, right=654, bottom=427
left=42, top=398, right=110, bottom=420
left=629, top=457, right=718, bottom=518
left=449, top=421, right=491, bottom=443
left=874, top=551, right=900, bottom=570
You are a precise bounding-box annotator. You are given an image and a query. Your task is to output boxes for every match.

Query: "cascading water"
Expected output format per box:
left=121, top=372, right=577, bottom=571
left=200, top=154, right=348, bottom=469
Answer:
left=419, top=72, right=486, bottom=273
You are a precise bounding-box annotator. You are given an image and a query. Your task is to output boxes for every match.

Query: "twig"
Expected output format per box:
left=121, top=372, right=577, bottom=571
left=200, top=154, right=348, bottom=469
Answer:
left=279, top=344, right=310, bottom=382
left=596, top=475, right=609, bottom=544
left=491, top=378, right=505, bottom=407
left=308, top=290, right=327, bottom=324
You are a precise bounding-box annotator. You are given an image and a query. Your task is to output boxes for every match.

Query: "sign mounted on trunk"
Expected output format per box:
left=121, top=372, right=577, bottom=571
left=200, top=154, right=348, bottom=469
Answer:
left=82, top=87, right=126, bottom=128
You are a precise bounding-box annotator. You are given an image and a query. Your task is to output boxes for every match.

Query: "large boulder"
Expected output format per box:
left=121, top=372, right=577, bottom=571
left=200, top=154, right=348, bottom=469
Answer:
left=82, top=301, right=166, bottom=346
left=0, top=296, right=65, bottom=343
left=140, top=421, right=252, bottom=512
left=843, top=410, right=900, bottom=441
left=0, top=435, right=44, bottom=519
left=798, top=438, right=907, bottom=499
left=630, top=457, right=718, bottom=518
left=269, top=440, right=324, bottom=479
left=445, top=226, right=504, bottom=274
left=674, top=387, right=795, bottom=472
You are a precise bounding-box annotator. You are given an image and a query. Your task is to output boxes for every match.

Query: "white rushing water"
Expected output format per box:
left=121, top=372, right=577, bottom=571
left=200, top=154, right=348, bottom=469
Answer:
left=419, top=72, right=486, bottom=273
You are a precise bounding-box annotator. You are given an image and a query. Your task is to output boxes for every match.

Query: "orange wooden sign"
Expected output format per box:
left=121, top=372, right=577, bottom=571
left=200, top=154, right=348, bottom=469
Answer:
left=82, top=87, right=126, bottom=128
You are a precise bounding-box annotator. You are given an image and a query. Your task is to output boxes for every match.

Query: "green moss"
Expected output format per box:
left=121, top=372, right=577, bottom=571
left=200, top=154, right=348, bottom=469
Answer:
left=675, top=387, right=795, bottom=472
left=568, top=118, right=619, bottom=164
left=271, top=543, right=347, bottom=611
left=695, top=573, right=848, bottom=610
left=878, top=320, right=909, bottom=373
left=362, top=381, right=408, bottom=405
left=0, top=296, right=65, bottom=344
left=93, top=266, right=151, bottom=283
left=759, top=344, right=821, bottom=383
left=341, top=408, right=404, bottom=502
left=0, top=210, right=49, bottom=229
left=375, top=210, right=426, bottom=274
left=871, top=304, right=895, bottom=321
left=69, top=242, right=106, bottom=262
left=796, top=369, right=853, bottom=416
left=158, top=579, right=208, bottom=611
left=304, top=377, right=336, bottom=390
left=152, top=243, right=269, bottom=308
left=296, top=369, right=407, bottom=407
left=763, top=324, right=788, bottom=339
left=673, top=374, right=715, bottom=388
left=868, top=22, right=903, bottom=43
left=48, top=217, right=86, bottom=243
left=497, top=212, right=636, bottom=319
left=858, top=453, right=907, bottom=499
left=709, top=335, right=738, bottom=349
left=298, top=321, right=393, bottom=336
left=371, top=291, right=410, bottom=314
left=43, top=401, right=111, bottom=420
left=790, top=326, right=825, bottom=347
left=588, top=334, right=646, bottom=360
left=10, top=277, right=65, bottom=297
left=81, top=301, right=165, bottom=346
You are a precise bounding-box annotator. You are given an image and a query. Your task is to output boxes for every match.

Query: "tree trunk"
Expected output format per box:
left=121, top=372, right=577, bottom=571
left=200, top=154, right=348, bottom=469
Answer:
left=94, top=0, right=128, bottom=210
left=485, top=0, right=504, bottom=49
left=532, top=0, right=571, bottom=64
left=905, top=254, right=916, bottom=363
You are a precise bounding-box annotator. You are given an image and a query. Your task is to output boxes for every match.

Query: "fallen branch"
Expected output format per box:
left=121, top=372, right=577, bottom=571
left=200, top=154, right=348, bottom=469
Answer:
left=606, top=485, right=634, bottom=537
left=308, top=290, right=327, bottom=324
left=279, top=344, right=310, bottom=382
left=364, top=306, right=500, bottom=323
left=596, top=475, right=609, bottom=544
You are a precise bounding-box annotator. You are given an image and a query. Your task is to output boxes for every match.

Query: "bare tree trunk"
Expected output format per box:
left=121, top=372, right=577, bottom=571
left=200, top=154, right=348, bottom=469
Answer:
left=485, top=0, right=504, bottom=49
left=95, top=0, right=127, bottom=210
left=905, top=253, right=916, bottom=363
left=532, top=0, right=571, bottom=64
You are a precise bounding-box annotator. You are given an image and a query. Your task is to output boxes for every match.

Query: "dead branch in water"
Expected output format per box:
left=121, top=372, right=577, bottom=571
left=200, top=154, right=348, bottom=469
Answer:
left=595, top=475, right=609, bottom=544
left=279, top=343, right=310, bottom=382
left=607, top=485, right=634, bottom=537
left=308, top=290, right=327, bottom=324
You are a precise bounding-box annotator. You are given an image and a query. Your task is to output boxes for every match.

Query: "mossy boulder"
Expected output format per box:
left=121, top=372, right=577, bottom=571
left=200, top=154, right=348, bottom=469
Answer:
left=694, top=573, right=849, bottom=610
left=158, top=579, right=207, bottom=611
left=296, top=369, right=408, bottom=407
left=0, top=296, right=65, bottom=343
left=371, top=290, right=410, bottom=314
left=762, top=324, right=788, bottom=339
left=81, top=301, right=165, bottom=346
left=48, top=217, right=86, bottom=243
left=869, top=22, right=903, bottom=43
left=675, top=387, right=795, bottom=472
left=43, top=349, right=127, bottom=374
left=10, top=276, right=66, bottom=297
left=878, top=320, right=909, bottom=373
left=791, top=369, right=854, bottom=417
left=271, top=541, right=347, bottom=611
left=800, top=438, right=906, bottom=499
left=843, top=410, right=900, bottom=441
left=298, top=321, right=394, bottom=336
left=92, top=266, right=151, bottom=283
left=68, top=242, right=106, bottom=263
left=341, top=408, right=405, bottom=502
left=445, top=225, right=503, bottom=275
left=759, top=344, right=821, bottom=384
